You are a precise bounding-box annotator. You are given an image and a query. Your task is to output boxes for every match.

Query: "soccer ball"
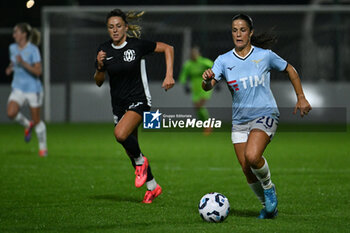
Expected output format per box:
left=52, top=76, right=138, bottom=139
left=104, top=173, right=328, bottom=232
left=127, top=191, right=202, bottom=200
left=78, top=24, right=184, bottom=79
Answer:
left=198, top=192, right=230, bottom=222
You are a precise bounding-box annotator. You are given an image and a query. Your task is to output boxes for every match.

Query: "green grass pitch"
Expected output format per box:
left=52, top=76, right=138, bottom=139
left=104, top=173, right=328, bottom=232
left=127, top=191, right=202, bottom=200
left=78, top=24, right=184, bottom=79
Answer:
left=0, top=123, right=349, bottom=232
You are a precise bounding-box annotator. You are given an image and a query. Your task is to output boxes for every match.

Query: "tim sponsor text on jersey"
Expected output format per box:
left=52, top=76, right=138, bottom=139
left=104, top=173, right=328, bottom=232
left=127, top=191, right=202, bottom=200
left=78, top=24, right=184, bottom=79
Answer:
left=227, top=75, right=266, bottom=91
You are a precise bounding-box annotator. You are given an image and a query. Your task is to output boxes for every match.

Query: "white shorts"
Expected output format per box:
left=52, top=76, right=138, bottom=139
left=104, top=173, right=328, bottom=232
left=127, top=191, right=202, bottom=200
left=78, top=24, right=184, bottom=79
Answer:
left=231, top=116, right=278, bottom=144
left=8, top=89, right=43, bottom=108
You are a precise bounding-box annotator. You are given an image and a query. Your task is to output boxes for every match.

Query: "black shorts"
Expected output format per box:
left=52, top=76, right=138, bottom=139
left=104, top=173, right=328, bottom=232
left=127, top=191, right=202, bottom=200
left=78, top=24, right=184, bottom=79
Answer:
left=112, top=101, right=151, bottom=125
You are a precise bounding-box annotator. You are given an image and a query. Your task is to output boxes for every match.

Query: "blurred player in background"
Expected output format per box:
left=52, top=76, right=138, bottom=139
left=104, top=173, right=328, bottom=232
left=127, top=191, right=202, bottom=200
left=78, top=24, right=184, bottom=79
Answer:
left=179, top=46, right=214, bottom=135
left=5, top=23, right=48, bottom=157
left=202, top=14, right=311, bottom=219
left=94, top=9, right=174, bottom=203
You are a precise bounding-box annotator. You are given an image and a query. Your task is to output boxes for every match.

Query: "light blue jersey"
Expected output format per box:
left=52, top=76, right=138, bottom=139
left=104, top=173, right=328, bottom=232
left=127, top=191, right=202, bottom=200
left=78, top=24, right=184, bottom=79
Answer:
left=212, top=46, right=287, bottom=124
left=9, top=42, right=42, bottom=93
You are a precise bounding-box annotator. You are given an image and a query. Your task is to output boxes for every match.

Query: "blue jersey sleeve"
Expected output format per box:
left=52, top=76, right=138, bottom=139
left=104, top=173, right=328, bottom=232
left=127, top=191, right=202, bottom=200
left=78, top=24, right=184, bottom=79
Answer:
left=211, top=55, right=225, bottom=82
left=268, top=50, right=287, bottom=71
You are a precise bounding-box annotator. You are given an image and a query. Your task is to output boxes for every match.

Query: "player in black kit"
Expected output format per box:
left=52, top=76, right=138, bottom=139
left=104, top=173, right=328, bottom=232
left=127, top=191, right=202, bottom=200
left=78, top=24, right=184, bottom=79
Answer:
left=94, top=9, right=175, bottom=203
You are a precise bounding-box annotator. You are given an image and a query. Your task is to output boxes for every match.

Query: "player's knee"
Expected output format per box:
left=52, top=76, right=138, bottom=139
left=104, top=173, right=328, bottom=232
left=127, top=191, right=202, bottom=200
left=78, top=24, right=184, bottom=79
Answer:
left=7, top=110, right=16, bottom=120
left=245, top=152, right=260, bottom=167
left=115, top=131, right=127, bottom=143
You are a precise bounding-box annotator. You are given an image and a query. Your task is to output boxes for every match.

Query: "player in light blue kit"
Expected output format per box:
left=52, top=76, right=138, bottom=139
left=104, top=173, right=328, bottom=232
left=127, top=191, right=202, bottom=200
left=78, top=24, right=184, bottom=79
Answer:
left=5, top=23, right=47, bottom=157
left=202, top=14, right=311, bottom=219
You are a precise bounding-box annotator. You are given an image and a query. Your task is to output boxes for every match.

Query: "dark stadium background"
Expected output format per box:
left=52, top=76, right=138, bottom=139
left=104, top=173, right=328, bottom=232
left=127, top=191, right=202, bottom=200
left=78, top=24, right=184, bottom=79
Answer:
left=0, top=0, right=313, bottom=84
left=1, top=2, right=349, bottom=232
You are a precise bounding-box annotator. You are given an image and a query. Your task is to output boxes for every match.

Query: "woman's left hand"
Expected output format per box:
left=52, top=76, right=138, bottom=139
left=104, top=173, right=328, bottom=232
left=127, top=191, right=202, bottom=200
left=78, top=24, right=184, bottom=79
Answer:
left=16, top=55, right=23, bottom=65
left=294, top=95, right=312, bottom=117
left=162, top=75, right=175, bottom=91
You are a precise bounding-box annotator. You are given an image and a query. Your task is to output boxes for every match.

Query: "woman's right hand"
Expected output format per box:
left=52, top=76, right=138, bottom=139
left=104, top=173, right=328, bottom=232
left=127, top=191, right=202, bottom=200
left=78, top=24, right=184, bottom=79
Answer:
left=5, top=63, right=13, bottom=76
left=202, top=68, right=216, bottom=91
left=96, top=50, right=106, bottom=70
left=202, top=68, right=215, bottom=81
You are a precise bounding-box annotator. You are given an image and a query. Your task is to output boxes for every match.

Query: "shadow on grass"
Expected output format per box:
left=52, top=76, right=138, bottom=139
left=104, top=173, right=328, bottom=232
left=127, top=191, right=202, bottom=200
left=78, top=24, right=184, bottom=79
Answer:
left=229, top=208, right=258, bottom=218
left=1, top=224, right=122, bottom=233
left=90, top=194, right=140, bottom=203
left=1, top=149, right=35, bottom=156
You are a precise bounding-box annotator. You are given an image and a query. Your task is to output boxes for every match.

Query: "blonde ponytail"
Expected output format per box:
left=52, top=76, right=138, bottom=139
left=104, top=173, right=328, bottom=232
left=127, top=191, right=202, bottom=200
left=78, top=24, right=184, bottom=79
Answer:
left=30, top=28, right=41, bottom=46
left=126, top=11, right=144, bottom=38
left=15, top=22, right=41, bottom=46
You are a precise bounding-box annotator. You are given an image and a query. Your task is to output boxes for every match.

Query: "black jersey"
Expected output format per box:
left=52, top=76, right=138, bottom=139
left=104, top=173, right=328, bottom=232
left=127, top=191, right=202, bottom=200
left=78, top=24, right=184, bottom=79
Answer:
left=96, top=38, right=156, bottom=107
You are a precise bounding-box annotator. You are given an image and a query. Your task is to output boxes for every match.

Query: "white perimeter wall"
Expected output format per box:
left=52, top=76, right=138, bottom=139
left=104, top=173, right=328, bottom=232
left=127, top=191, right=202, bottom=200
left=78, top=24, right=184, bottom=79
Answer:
left=0, top=82, right=349, bottom=123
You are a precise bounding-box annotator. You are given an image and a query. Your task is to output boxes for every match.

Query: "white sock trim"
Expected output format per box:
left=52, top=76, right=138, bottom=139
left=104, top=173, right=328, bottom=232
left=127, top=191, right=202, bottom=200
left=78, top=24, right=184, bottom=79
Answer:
left=14, top=112, right=30, bottom=128
left=251, top=157, right=273, bottom=189
left=134, top=153, right=145, bottom=166
left=249, top=181, right=265, bottom=206
left=146, top=178, right=157, bottom=191
left=35, top=121, right=47, bottom=150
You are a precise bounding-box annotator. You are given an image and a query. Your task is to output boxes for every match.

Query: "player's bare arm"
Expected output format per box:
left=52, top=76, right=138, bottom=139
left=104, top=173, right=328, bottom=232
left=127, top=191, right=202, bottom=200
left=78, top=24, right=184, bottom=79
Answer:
left=5, top=62, right=14, bottom=76
left=16, top=55, right=42, bottom=77
left=284, top=63, right=312, bottom=117
left=202, top=68, right=216, bottom=91
left=155, top=42, right=175, bottom=91
left=94, top=50, right=106, bottom=87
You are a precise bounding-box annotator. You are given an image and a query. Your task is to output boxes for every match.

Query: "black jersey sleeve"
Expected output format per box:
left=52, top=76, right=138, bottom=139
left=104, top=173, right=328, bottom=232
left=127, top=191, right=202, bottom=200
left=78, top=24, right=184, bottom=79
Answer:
left=94, top=44, right=107, bottom=72
left=138, top=39, right=157, bottom=56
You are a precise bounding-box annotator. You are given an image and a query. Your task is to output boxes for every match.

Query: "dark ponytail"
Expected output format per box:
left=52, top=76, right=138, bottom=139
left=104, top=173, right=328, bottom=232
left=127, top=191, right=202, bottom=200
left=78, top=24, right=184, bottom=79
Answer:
left=251, top=30, right=278, bottom=50
left=232, top=14, right=277, bottom=49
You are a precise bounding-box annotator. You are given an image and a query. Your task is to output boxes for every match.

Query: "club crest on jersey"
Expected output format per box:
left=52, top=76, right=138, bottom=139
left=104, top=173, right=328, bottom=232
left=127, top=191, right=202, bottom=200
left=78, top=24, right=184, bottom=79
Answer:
left=252, top=59, right=263, bottom=64
left=252, top=59, right=263, bottom=68
left=123, top=49, right=136, bottom=62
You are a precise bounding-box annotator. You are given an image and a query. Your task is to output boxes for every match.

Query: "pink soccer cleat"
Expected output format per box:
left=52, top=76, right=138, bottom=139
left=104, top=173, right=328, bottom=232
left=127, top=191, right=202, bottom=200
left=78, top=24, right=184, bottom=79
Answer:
left=24, top=121, right=34, bottom=143
left=134, top=156, right=148, bottom=188
left=142, top=184, right=162, bottom=204
left=39, top=149, right=48, bottom=157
